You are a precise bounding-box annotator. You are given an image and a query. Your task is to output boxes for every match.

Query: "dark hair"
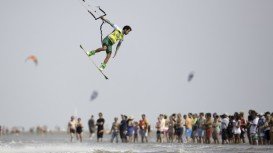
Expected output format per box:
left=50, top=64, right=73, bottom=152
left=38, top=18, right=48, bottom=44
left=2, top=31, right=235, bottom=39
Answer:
left=206, top=113, right=211, bottom=118
left=123, top=25, right=132, bottom=31
left=265, top=111, right=270, bottom=116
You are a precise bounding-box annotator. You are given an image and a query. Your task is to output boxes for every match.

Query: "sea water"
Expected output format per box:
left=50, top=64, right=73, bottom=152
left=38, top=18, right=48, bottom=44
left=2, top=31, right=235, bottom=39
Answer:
left=1, top=133, right=273, bottom=153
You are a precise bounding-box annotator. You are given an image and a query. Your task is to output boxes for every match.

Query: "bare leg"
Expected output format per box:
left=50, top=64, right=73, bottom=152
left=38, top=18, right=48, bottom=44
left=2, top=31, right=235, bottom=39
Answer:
left=70, top=133, right=74, bottom=142
left=93, top=45, right=112, bottom=66
left=103, top=52, right=112, bottom=64
left=79, top=134, right=82, bottom=142
left=95, top=46, right=107, bottom=53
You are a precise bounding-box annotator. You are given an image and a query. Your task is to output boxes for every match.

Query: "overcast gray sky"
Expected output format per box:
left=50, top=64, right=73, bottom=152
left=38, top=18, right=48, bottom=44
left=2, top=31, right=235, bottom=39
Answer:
left=1, top=0, right=273, bottom=129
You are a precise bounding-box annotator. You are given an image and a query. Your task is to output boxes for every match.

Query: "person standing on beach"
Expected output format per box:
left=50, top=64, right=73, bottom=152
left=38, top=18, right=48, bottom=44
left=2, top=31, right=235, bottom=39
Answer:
left=239, top=112, right=246, bottom=143
left=96, top=112, right=105, bottom=142
left=159, top=114, right=166, bottom=142
left=163, top=115, right=169, bottom=143
left=139, top=114, right=149, bottom=143
left=119, top=114, right=128, bottom=143
left=168, top=114, right=176, bottom=143
left=192, top=114, right=198, bottom=143
left=176, top=113, right=183, bottom=143
left=204, top=113, right=212, bottom=144
left=257, top=113, right=266, bottom=145
left=110, top=117, right=120, bottom=143
left=88, top=115, right=96, bottom=139
left=233, top=113, right=241, bottom=144
left=76, top=118, right=84, bottom=142
left=264, top=113, right=271, bottom=145
left=246, top=110, right=253, bottom=144
left=227, top=116, right=234, bottom=144
left=185, top=113, right=193, bottom=143
left=221, top=113, right=229, bottom=144
left=133, top=121, right=139, bottom=143
left=212, top=115, right=221, bottom=144
left=68, top=116, right=76, bottom=142
left=249, top=111, right=259, bottom=145
left=269, top=112, right=273, bottom=144
left=182, top=115, right=187, bottom=143
left=155, top=116, right=163, bottom=143
left=126, top=116, right=135, bottom=142
left=196, top=112, right=205, bottom=144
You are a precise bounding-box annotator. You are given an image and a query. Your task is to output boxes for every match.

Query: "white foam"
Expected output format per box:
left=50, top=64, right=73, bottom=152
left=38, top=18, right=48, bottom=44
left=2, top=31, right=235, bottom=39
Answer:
left=1, top=134, right=273, bottom=153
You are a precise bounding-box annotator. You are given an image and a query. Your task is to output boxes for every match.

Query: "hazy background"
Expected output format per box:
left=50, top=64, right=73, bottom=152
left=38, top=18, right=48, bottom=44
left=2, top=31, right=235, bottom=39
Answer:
left=1, top=0, right=273, bottom=130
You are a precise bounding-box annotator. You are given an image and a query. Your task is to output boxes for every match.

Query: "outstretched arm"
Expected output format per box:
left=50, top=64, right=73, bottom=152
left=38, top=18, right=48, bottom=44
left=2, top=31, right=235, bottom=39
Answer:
left=113, top=40, right=123, bottom=58
left=100, top=16, right=115, bottom=28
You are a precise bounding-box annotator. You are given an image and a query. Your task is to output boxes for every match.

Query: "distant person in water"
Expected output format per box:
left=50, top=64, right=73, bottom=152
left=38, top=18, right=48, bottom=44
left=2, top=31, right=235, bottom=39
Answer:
left=139, top=114, right=149, bottom=143
left=133, top=121, right=139, bottom=143
left=68, top=116, right=76, bottom=142
left=127, top=116, right=135, bottom=142
left=110, top=117, right=120, bottom=143
left=88, top=115, right=96, bottom=139
left=96, top=112, right=105, bottom=142
left=119, top=114, right=128, bottom=143
left=76, top=118, right=83, bottom=142
left=155, top=116, right=163, bottom=143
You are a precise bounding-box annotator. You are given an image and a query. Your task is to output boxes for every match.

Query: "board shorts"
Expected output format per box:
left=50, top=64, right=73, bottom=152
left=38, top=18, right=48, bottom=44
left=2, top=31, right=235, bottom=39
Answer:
left=206, top=128, right=212, bottom=139
left=120, top=130, right=127, bottom=139
left=102, top=37, right=113, bottom=54
left=70, top=129, right=76, bottom=134
left=76, top=127, right=82, bottom=134
left=264, top=130, right=270, bottom=141
left=212, top=130, right=220, bottom=140
left=97, top=130, right=104, bottom=138
left=221, top=129, right=228, bottom=140
left=198, top=128, right=204, bottom=137
left=127, top=126, right=134, bottom=137
left=240, top=129, right=246, bottom=138
left=111, top=131, right=119, bottom=139
left=139, top=129, right=148, bottom=137
left=185, top=128, right=192, bottom=138
left=156, top=131, right=162, bottom=139
left=176, top=127, right=183, bottom=137
left=251, top=133, right=258, bottom=141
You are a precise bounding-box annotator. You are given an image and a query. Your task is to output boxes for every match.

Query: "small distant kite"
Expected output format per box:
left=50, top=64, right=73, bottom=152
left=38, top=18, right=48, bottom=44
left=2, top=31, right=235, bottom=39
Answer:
left=188, top=72, right=195, bottom=82
left=25, top=55, right=38, bottom=66
left=90, top=90, right=98, bottom=101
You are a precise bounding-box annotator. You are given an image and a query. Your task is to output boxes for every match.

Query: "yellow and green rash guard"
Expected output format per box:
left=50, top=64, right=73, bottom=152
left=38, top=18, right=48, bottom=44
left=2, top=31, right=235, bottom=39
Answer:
left=108, top=24, right=124, bottom=44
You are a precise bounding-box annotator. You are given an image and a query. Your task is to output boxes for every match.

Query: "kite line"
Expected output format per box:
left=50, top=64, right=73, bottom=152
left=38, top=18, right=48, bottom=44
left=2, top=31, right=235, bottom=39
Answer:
left=78, top=0, right=107, bottom=45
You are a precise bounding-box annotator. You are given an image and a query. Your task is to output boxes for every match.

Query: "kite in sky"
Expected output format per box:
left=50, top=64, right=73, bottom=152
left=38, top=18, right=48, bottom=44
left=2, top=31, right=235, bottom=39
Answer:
left=90, top=90, right=98, bottom=101
left=25, top=55, right=38, bottom=66
left=188, top=72, right=195, bottom=82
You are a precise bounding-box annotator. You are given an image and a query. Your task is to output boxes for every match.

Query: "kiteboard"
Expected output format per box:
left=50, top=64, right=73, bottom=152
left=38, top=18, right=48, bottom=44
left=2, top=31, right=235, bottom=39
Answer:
left=80, top=45, right=109, bottom=80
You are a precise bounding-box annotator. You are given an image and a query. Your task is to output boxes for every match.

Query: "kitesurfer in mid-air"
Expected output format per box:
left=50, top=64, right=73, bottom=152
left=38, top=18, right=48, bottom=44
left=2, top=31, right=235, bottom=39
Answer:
left=86, top=16, right=132, bottom=71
